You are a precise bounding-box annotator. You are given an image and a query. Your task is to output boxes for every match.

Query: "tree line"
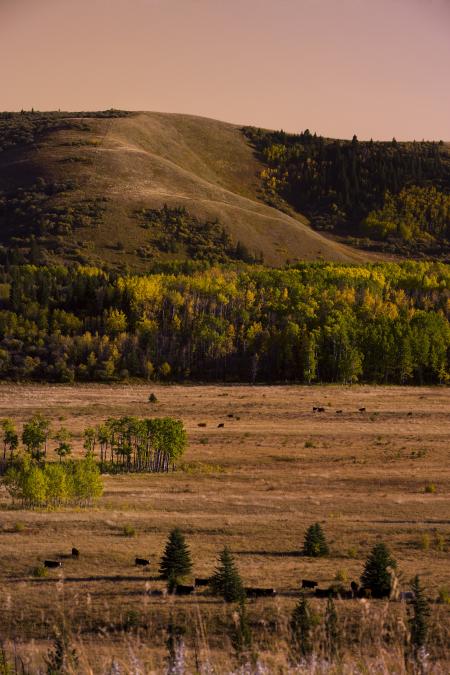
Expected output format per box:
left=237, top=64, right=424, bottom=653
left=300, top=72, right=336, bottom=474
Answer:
left=1, top=413, right=187, bottom=477
left=0, top=262, right=448, bottom=384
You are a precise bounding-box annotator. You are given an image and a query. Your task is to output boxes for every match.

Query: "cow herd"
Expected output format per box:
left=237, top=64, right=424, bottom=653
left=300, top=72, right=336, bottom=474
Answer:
left=313, top=406, right=366, bottom=413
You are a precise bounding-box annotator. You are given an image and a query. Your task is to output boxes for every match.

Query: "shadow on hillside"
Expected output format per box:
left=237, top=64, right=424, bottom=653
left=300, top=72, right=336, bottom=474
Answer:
left=236, top=550, right=302, bottom=557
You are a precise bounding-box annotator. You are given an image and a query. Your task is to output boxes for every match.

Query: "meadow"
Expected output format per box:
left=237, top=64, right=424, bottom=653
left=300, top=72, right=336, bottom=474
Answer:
left=0, top=383, right=449, bottom=672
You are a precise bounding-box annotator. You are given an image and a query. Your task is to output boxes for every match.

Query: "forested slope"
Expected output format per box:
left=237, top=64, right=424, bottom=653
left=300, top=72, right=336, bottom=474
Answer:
left=1, top=262, right=448, bottom=384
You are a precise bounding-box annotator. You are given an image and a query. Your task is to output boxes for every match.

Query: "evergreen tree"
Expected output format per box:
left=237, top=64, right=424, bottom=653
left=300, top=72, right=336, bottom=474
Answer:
left=290, top=592, right=313, bottom=659
left=324, top=596, right=340, bottom=660
left=159, top=528, right=192, bottom=581
left=408, top=575, right=430, bottom=658
left=360, top=543, right=397, bottom=598
left=210, top=546, right=245, bottom=602
left=303, top=523, right=329, bottom=557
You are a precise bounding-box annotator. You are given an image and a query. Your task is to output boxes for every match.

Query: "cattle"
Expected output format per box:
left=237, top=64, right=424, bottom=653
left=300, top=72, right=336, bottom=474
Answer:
left=336, top=410, right=343, bottom=414
left=198, top=423, right=207, bottom=427
left=399, top=591, right=415, bottom=603
left=337, top=590, right=353, bottom=600
left=245, top=587, right=277, bottom=598
left=301, top=579, right=318, bottom=589
left=174, top=584, right=195, bottom=595
left=44, top=560, right=62, bottom=569
left=358, top=407, right=366, bottom=412
left=407, top=412, right=413, bottom=416
left=350, top=581, right=359, bottom=597
left=317, top=407, right=325, bottom=412
left=312, top=406, right=318, bottom=412
left=315, top=587, right=336, bottom=598
left=71, top=547, right=79, bottom=558
left=227, top=414, right=234, bottom=418
left=217, top=423, right=224, bottom=428
left=194, top=577, right=210, bottom=587
left=135, top=558, right=150, bottom=567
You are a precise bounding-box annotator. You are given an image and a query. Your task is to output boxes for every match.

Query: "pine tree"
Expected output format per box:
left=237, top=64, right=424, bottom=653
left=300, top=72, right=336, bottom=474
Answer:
left=210, top=546, right=245, bottom=603
left=324, top=596, right=340, bottom=660
left=303, top=523, right=329, bottom=557
left=159, top=528, right=192, bottom=581
left=290, top=592, right=313, bottom=659
left=360, top=543, right=397, bottom=598
left=408, top=575, right=430, bottom=657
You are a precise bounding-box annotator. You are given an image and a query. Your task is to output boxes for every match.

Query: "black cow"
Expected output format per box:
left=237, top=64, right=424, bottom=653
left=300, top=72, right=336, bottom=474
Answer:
left=301, top=579, right=318, bottom=589
left=227, top=414, right=234, bottom=418
left=336, top=410, right=343, bottom=414
left=135, top=558, right=150, bottom=567
left=217, top=423, right=224, bottom=428
left=317, top=407, right=325, bottom=412
left=315, top=587, right=336, bottom=598
left=351, top=581, right=359, bottom=597
left=198, top=422, right=207, bottom=427
left=358, top=407, right=366, bottom=412
left=175, top=584, right=195, bottom=595
left=245, top=587, right=277, bottom=598
left=71, top=547, right=80, bottom=558
left=44, top=560, right=62, bottom=569
left=194, top=577, right=210, bottom=587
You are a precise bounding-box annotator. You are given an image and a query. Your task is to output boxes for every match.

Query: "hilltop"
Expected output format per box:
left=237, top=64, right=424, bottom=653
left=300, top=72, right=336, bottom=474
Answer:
left=0, top=110, right=370, bottom=269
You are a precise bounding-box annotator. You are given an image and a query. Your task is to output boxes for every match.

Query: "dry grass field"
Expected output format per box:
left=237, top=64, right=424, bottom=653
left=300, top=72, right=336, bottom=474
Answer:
left=0, top=383, right=449, bottom=672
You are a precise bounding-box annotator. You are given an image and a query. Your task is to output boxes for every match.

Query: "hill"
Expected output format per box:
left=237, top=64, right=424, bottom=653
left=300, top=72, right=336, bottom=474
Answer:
left=0, top=111, right=370, bottom=269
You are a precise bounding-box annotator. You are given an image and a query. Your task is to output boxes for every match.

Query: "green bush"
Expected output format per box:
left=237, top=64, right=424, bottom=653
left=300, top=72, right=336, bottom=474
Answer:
left=303, top=523, right=329, bottom=557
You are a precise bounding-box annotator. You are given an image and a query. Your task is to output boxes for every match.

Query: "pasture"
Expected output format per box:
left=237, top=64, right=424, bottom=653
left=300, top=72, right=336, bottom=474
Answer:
left=0, top=383, right=449, bottom=671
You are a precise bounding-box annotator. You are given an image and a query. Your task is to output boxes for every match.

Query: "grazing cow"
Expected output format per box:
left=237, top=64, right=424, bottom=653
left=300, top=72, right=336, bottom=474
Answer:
left=301, top=579, right=318, bottom=589
left=44, top=560, right=62, bottom=569
left=358, top=407, right=366, bottom=412
left=351, top=581, right=359, bottom=597
left=217, top=423, right=224, bottom=428
left=198, top=423, right=207, bottom=427
left=227, top=414, right=234, bottom=418
left=175, top=584, right=195, bottom=595
left=315, top=587, right=336, bottom=598
left=312, top=406, right=318, bottom=412
left=336, top=410, right=343, bottom=414
left=149, top=589, right=164, bottom=596
left=71, top=547, right=80, bottom=558
left=399, top=591, right=415, bottom=603
left=407, top=412, right=413, bottom=416
left=194, top=577, right=210, bottom=587
left=135, top=558, right=150, bottom=567
left=245, top=587, right=277, bottom=598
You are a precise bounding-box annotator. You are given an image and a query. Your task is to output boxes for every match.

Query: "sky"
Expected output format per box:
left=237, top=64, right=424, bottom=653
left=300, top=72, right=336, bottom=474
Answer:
left=1, top=0, right=449, bottom=140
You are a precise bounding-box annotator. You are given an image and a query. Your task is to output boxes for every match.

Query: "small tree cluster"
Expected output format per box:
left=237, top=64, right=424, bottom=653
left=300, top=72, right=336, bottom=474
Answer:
left=3, top=455, right=103, bottom=508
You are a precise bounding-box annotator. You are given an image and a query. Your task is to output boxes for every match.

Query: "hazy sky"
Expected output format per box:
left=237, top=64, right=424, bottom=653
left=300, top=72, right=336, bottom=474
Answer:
left=1, top=0, right=449, bottom=140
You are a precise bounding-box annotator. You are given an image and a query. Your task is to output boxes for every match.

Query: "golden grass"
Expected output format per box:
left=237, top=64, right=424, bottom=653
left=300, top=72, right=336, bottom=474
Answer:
left=0, top=383, right=449, bottom=671
left=0, top=112, right=372, bottom=267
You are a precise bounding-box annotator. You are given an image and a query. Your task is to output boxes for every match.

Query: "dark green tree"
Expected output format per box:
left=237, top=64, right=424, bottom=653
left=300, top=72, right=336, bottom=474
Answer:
left=290, top=592, right=313, bottom=659
left=360, top=543, right=397, bottom=598
left=159, top=528, right=192, bottom=581
left=303, top=523, right=329, bottom=557
left=210, top=546, right=245, bottom=603
left=324, top=596, right=340, bottom=660
left=408, top=575, right=430, bottom=658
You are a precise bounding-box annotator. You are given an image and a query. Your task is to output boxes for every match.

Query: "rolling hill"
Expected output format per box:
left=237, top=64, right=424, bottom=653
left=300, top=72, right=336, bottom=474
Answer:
left=0, top=111, right=371, bottom=269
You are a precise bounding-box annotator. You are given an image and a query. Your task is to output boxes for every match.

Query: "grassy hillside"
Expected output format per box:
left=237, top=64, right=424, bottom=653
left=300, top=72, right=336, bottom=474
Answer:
left=0, top=111, right=370, bottom=269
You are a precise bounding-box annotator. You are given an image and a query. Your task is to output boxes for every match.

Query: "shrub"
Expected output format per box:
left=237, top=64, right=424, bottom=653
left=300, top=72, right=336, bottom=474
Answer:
left=303, top=523, right=329, bottom=557
left=210, top=546, right=245, bottom=603
left=159, top=528, right=192, bottom=581
left=438, top=586, right=450, bottom=605
left=122, top=524, right=136, bottom=538
left=32, top=564, right=48, bottom=578
left=424, top=483, right=436, bottom=494
left=360, top=543, right=397, bottom=598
